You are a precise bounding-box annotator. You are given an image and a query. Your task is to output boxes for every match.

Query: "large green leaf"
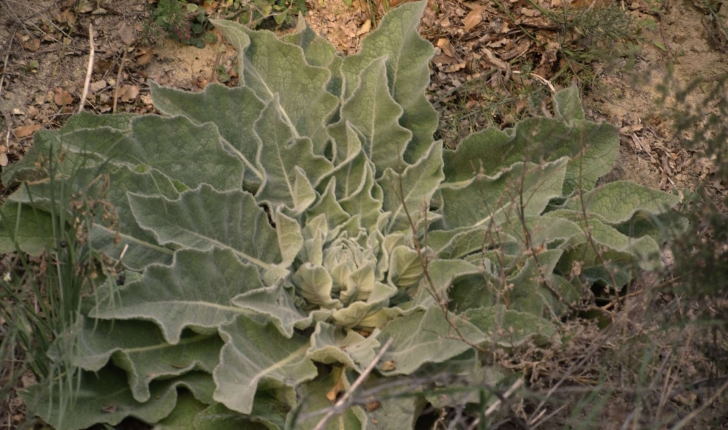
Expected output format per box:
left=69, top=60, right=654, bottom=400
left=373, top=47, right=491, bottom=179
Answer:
left=63, top=317, right=222, bottom=402
left=153, top=390, right=209, bottom=430
left=378, top=306, right=486, bottom=375
left=212, top=18, right=338, bottom=152
left=0, top=203, right=57, bottom=255
left=440, top=157, right=569, bottom=230
left=465, top=305, right=559, bottom=348
left=442, top=115, right=618, bottom=195
left=90, top=248, right=262, bottom=343
left=281, top=18, right=342, bottom=97
left=329, top=56, right=412, bottom=175
left=25, top=116, right=243, bottom=191
left=564, top=180, right=681, bottom=224
left=193, top=393, right=289, bottom=429
left=379, top=141, right=444, bottom=233
left=150, top=81, right=266, bottom=189
left=231, top=284, right=315, bottom=338
left=306, top=321, right=380, bottom=371
left=341, top=1, right=437, bottom=162
left=27, top=368, right=215, bottom=430
left=254, top=97, right=334, bottom=212
left=1, top=113, right=132, bottom=186
left=8, top=165, right=180, bottom=269
left=213, top=315, right=318, bottom=414
left=128, top=185, right=283, bottom=272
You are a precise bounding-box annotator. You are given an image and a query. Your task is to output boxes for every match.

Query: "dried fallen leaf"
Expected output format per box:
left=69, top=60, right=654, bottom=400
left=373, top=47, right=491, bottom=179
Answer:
left=135, top=48, right=154, bottom=67
left=444, top=61, right=466, bottom=73
left=0, top=153, right=7, bottom=167
left=120, top=85, right=140, bottom=102
left=77, top=0, right=94, bottom=13
left=433, top=54, right=456, bottom=66
left=380, top=360, right=397, bottom=371
left=140, top=93, right=153, bottom=106
left=520, top=7, right=541, bottom=17
left=118, top=22, right=136, bottom=46
left=23, top=38, right=40, bottom=52
left=437, top=38, right=455, bottom=57
left=463, top=7, right=483, bottom=32
left=357, top=19, right=371, bottom=36
left=15, top=124, right=42, bottom=138
left=94, top=59, right=114, bottom=74
left=90, top=80, right=107, bottom=93
left=53, top=87, right=74, bottom=106
left=60, top=9, right=76, bottom=25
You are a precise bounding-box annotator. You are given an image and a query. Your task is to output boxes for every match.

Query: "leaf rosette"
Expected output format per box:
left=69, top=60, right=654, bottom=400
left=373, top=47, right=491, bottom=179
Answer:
left=0, top=3, right=684, bottom=429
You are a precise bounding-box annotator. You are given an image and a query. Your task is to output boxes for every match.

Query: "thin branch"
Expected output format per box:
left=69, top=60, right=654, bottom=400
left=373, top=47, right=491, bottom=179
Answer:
left=78, top=24, right=95, bottom=114
left=112, top=49, right=127, bottom=114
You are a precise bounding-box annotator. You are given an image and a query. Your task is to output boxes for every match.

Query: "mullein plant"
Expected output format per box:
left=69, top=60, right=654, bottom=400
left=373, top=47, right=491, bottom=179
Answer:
left=0, top=2, right=682, bottom=428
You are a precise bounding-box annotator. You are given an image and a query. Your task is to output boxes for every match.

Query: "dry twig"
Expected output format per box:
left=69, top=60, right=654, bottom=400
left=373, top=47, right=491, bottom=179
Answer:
left=112, top=49, right=127, bottom=114
left=78, top=24, right=95, bottom=114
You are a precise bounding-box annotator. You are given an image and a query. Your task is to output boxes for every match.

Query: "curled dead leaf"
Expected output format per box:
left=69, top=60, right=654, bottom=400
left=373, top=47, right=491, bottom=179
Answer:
left=120, top=85, right=140, bottom=102
left=520, top=7, right=542, bottom=17
left=15, top=124, right=42, bottom=138
left=94, top=59, right=114, bottom=74
left=444, top=61, right=466, bottom=73
left=380, top=360, right=397, bottom=371
left=463, top=7, right=483, bottom=32
left=135, top=48, right=154, bottom=67
left=53, top=87, right=74, bottom=106
left=90, top=80, right=107, bottom=93
left=437, top=38, right=455, bottom=57
left=59, top=9, right=76, bottom=25
left=23, top=38, right=40, bottom=52
left=118, top=22, right=136, bottom=46
left=357, top=19, right=372, bottom=36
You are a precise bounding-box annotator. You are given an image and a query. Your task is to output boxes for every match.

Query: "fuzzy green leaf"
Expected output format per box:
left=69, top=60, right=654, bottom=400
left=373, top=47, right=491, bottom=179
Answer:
left=441, top=158, right=568, bottom=230
left=63, top=317, right=222, bottom=403
left=378, top=306, right=486, bottom=375
left=379, top=141, right=444, bottom=233
left=341, top=1, right=437, bottom=161
left=90, top=248, right=262, bottom=343
left=212, top=19, right=338, bottom=152
left=150, top=81, right=266, bottom=189
left=0, top=203, right=57, bottom=255
left=213, top=315, right=317, bottom=414
left=329, top=56, right=412, bottom=175
left=128, top=185, right=283, bottom=272
left=254, top=97, right=334, bottom=212
left=27, top=368, right=215, bottom=430
left=564, top=180, right=681, bottom=224
left=292, top=368, right=368, bottom=430
left=442, top=116, right=618, bottom=195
